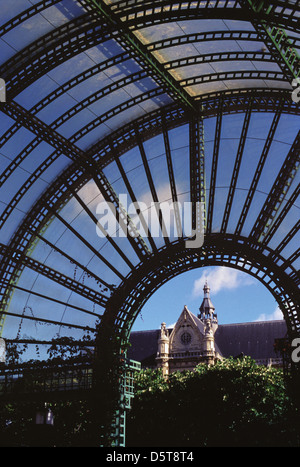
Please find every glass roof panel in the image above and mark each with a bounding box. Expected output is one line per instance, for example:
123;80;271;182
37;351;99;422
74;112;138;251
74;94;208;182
0;208;25;245
236;139;265;192
36;211;125;287
0;0;30;24
0;40;16;67
46;49;104;85
211;188;229;233
257;140;293;195
102;161;153;257
14;75;64;110
168;124;190;197
268;179;300;252
273;113;300;144
0;0;299;345
2;15;57;54
136;17;289;96
118;144;167;247
39;0;85;25
0;0;86;64
272;204;299;259
226;188;248;233
240;191;267;238
0;127;36;157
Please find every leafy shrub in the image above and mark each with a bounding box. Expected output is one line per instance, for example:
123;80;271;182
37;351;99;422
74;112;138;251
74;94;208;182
127;357;300;447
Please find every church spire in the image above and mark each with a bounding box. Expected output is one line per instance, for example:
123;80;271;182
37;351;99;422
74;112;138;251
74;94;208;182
198;281;218;365
198;281;217;322
203;280;210;298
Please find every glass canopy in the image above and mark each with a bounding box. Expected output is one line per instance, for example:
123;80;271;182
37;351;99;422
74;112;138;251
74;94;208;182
0;0;299;358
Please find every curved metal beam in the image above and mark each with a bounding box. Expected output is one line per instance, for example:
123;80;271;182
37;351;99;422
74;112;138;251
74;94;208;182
2;0;297;102
109;0;299;32
250;130;300;242
0;0;62;38
0;90;298;338
1;14;113;99
220;104;253;233
235;106;283;236
0;88;295;233
99;234;300;345
0;242;108;308
147;29;300;52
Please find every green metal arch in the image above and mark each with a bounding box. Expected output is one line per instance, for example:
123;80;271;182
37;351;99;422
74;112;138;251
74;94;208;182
100;234;300;346
0;90;298;340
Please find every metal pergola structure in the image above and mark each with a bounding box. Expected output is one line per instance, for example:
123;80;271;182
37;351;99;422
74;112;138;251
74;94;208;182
0;0;299;446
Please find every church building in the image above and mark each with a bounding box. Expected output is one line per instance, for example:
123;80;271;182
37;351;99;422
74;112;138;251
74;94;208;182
128;283;287;374
156;282;221;377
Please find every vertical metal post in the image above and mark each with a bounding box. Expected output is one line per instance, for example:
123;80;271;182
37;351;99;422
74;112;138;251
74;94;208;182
187;114;206;248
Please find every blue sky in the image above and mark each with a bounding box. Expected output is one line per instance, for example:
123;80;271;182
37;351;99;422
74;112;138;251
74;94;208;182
132;265;284;332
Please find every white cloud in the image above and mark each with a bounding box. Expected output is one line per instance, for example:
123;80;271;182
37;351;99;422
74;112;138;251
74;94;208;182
192;266;254;297
255;306;284;322
167;322;176;329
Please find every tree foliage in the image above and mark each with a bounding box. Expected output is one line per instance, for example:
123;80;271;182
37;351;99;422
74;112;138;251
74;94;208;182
0;336;97;446
127;357;300;447
0;332;130;446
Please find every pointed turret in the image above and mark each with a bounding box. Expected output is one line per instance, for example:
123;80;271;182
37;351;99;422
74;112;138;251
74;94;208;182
198;281;217;323
198;282;218;364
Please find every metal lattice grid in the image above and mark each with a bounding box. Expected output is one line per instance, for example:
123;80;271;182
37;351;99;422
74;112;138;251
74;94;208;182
0;0;299;445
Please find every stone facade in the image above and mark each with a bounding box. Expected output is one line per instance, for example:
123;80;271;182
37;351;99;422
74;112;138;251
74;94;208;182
156;282;222;376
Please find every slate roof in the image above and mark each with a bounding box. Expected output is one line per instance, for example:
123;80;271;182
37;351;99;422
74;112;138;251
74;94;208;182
127;320;288;366
215;320;288;361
